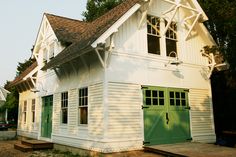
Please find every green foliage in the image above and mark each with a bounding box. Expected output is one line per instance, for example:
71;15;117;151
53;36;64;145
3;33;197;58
2;84;19;121
16;58;35;76
82;0;123;22
198;0;236;74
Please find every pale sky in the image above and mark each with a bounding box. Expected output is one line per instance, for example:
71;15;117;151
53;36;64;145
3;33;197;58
0;0;87;87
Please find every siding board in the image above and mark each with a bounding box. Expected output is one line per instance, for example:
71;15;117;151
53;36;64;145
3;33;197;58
189;89;216;143
107;82;142;140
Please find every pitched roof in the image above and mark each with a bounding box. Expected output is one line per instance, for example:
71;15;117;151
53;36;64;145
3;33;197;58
7;62;38;88
46;14;89;43
42;0;141;70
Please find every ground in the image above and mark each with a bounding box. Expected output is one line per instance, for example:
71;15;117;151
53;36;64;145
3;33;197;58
0;140;164;157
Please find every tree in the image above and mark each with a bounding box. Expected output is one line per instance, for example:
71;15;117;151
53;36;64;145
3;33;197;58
82;0;123;22
16;58;35;76
1;58;35;122
198;0;236;74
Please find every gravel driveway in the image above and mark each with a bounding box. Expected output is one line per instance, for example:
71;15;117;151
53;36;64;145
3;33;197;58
0;140;164;157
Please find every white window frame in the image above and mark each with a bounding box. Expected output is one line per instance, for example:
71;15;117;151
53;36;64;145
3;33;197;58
78;87;88;125
23;100;27;124
31;99;36;123
61;92;68;124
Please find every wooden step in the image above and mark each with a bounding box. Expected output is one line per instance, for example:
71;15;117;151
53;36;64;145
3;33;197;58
21;139;53;149
14;143;33;152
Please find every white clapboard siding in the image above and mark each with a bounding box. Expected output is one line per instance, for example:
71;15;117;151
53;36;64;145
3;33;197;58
189;89;216;143
107;82;142;139
89;83;104;138
52;92;61;134
68;89;77;135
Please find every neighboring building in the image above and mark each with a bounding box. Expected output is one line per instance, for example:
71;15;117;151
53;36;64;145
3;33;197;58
9;0;216;153
0;86;10;121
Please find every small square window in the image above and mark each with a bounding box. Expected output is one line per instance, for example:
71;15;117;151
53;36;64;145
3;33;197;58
145;90;151;97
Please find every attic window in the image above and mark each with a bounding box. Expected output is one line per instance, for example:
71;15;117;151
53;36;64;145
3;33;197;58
147;15;161;55
165;20;177;57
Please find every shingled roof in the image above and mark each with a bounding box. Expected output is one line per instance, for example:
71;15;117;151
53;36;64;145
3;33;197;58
42;0;141;70
46;14;89;43
7;61;38;88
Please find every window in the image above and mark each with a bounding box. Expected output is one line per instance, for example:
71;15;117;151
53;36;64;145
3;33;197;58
147;15;161;55
79;87;88;124
23;101;27;123
144;89;165;106
61;92;68;124
169;91;187;106
32;99;35;123
165;20;177;57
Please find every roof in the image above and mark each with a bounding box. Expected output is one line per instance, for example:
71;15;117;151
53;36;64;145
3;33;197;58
42;0;141;70
7;62;38;88
45;14;89;43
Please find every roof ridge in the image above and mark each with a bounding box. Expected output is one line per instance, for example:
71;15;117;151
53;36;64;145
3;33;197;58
44;13;87;23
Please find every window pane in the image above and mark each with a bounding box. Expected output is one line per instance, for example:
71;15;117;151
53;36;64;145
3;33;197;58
148;35;160;55
62;109;67;124
159;99;164;105
152;90;158;97
80;107;88;124
170;92;174;98
166;39;177;57
170;99;175;106
182;100;186;106
176;92;180;98
145;90;151;97
181;92;185;99
159;91;164;97
176;99;180;106
153;98;158;105
146;98;151;105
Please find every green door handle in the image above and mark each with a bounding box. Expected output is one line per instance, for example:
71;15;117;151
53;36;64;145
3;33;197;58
166;112;169;124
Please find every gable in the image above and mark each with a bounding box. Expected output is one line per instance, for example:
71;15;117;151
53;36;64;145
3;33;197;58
32;15;59;62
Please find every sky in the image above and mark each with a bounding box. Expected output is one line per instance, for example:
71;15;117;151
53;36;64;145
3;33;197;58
0;0;87;87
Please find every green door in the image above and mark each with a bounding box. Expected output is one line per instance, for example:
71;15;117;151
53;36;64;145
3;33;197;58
41;95;53;138
143;86;191;145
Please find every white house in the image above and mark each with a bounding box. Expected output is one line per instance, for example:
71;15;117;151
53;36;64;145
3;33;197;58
9;0;217;153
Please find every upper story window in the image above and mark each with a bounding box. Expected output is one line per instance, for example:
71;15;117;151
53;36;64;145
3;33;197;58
165;20;177;57
61;92;68;124
147;15;161;55
147;15;178;57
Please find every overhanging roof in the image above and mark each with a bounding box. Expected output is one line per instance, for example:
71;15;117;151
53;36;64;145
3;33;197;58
42;0;141;70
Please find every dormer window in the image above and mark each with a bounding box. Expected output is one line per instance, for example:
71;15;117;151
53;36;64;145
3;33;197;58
147;15;161;55
165;21;177;57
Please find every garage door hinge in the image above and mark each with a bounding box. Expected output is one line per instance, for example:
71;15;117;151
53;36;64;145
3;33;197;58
142;106;149;109
143;141;150;145
141;86;148;89
186;137;192;141
185;106;191;110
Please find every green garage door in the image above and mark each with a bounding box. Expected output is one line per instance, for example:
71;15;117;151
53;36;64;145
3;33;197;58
143;86;191;145
41;95;53;138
